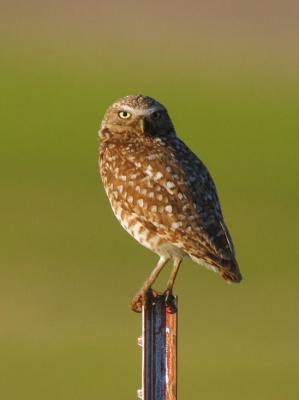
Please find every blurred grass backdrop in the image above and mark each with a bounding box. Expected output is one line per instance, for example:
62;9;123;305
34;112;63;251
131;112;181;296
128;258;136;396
1;1;299;399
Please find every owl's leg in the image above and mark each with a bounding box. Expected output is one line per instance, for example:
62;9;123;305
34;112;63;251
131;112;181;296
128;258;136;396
164;256;183;299
130;256;170;312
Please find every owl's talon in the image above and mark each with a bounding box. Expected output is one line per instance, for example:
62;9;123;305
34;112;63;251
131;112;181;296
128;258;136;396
130;289;149;313
164;289;177;313
164;288;173;301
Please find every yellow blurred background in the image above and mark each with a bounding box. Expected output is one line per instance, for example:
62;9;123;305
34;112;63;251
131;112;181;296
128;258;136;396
1;1;298;399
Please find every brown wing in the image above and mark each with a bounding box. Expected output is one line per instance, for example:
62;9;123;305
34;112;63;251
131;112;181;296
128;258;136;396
101;136;241;282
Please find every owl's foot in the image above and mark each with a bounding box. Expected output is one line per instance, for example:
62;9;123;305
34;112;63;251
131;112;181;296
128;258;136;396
164;288;173;301
130;289;148;313
164;289;177;313
130;288;160;312
130;288;177;313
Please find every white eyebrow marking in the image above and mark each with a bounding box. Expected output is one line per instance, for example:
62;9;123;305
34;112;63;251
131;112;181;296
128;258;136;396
117;106;164;116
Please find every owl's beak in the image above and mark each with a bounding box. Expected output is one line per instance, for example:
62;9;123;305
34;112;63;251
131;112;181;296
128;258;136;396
137;117;145;134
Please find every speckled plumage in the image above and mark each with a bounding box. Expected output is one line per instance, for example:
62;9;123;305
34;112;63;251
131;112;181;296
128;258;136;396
99;95;242;310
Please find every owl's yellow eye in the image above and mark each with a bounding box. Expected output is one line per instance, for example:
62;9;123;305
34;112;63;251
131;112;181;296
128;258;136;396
118;111;132;119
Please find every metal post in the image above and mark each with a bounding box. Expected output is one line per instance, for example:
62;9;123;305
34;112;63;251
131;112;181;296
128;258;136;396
137;291;178;400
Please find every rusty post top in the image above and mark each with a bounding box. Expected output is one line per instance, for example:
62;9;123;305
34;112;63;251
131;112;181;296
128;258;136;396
137;291;178;400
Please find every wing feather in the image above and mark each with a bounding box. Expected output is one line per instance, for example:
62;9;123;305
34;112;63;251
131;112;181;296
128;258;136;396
107;138;235;264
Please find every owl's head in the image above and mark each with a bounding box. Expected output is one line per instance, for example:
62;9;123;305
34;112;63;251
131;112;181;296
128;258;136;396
100;95;175;140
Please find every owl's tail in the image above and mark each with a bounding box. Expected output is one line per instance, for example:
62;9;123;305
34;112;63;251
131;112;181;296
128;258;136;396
220;257;243;283
190;253;243;283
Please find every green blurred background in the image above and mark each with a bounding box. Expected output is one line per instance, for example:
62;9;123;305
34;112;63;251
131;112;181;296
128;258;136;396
1;1;298;399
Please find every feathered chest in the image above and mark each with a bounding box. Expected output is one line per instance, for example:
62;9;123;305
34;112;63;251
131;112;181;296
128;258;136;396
99;137;166;190
99;134;235;261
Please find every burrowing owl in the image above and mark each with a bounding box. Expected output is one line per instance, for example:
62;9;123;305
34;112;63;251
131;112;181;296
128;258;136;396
99;95;242;312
